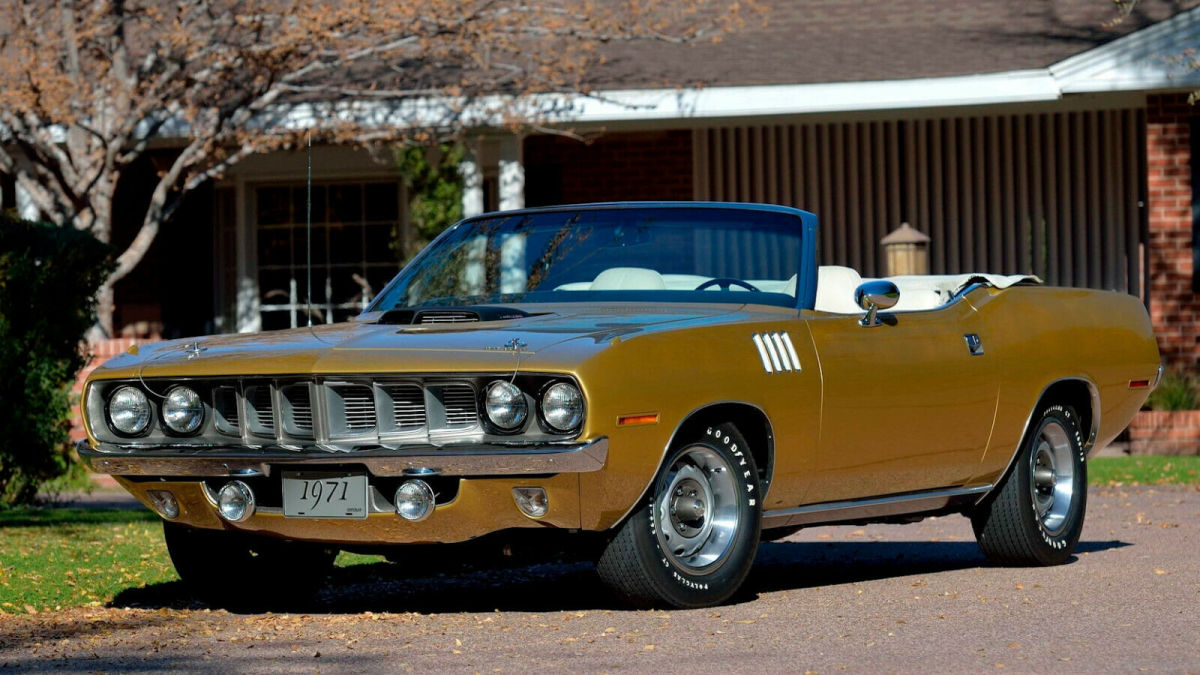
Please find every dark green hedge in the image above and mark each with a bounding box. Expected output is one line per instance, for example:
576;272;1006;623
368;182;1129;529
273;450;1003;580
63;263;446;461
0;213;113;506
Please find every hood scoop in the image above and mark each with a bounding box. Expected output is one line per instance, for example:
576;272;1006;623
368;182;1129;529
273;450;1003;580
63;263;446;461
378;306;546;325
416;310;480;324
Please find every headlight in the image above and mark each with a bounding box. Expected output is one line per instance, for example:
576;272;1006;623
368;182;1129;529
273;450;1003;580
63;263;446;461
108;386;151;435
162;386;204;434
484;380;527;430
541;382;583;431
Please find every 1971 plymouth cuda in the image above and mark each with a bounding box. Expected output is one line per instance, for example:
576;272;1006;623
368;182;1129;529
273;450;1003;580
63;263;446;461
78;202;1161;608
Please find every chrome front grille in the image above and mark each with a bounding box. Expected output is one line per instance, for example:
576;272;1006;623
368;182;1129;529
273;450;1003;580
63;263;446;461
213;386;240;434
439;384;478;429
384;384;426;432
217;379;479;447
338;385;376;432
280;384;314;437
245;385;275;434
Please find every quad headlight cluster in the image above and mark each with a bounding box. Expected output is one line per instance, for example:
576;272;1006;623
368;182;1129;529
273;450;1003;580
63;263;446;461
483;379;584;433
105;384;205;436
98;376;582;441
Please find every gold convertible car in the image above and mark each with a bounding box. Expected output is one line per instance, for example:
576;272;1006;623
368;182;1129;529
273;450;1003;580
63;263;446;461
79;202;1161;608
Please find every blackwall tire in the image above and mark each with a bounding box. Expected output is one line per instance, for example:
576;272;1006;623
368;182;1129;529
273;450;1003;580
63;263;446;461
971;405;1088;566
596;422;762;608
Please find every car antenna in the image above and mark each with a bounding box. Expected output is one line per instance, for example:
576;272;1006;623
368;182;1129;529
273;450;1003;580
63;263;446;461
306;130;314;329
303;131;332;344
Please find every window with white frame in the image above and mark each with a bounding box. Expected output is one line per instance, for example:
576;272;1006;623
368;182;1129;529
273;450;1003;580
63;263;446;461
255;182;403;330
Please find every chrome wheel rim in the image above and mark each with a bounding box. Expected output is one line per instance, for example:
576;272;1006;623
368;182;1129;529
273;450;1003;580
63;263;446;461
655;445;740;573
1029;420;1076;536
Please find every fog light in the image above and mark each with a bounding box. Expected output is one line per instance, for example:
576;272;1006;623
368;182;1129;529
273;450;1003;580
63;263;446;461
146;490;179;519
512;487;548;518
395;480;435;521
216;480;255;522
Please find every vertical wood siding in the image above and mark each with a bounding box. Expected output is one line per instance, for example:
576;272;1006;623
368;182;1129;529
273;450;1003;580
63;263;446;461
693;110;1147;295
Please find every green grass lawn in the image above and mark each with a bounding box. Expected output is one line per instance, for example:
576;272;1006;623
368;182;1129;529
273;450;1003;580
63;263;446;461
1;455;1197;615
0;508;384;615
1088;455;1200;486
0;508;172;614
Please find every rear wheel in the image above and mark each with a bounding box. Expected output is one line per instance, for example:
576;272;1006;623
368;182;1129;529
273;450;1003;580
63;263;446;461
971;405;1087;566
596;422;762;608
163;522;336;609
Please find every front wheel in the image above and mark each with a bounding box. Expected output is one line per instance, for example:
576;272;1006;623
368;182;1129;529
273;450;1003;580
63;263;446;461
596;422;762;608
971;405;1088;566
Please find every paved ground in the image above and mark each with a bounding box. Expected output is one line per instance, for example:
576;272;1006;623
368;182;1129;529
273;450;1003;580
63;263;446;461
3;485;1197;673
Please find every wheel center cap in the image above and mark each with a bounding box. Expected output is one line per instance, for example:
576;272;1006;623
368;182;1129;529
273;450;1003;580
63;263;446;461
673;495;706;521
669;477;708;535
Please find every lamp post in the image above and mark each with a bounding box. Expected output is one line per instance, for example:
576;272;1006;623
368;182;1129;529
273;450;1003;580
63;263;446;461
880;222;931;276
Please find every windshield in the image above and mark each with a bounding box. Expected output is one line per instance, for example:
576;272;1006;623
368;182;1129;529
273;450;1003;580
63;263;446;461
369;206;806;311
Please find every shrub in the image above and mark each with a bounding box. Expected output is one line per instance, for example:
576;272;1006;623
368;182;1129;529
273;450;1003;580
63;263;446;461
393;142;464;262
0;213;113;506
1145;370;1198;412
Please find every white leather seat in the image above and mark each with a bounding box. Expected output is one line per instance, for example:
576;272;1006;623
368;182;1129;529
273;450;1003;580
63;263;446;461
814;266;863;314
589;267;668;291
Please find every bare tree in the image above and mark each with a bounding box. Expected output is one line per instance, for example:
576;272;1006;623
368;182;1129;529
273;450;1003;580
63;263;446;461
0;0;757;335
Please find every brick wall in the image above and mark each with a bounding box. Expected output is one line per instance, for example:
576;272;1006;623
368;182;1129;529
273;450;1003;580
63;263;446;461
1146;94;1200;372
70;337;156;442
523;130;693;206
1127;410;1200;455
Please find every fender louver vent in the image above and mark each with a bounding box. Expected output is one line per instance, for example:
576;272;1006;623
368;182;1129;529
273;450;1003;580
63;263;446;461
415;310;479;324
752;332;802;373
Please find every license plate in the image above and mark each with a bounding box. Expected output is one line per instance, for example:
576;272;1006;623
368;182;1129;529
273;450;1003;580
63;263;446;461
282;471;368;519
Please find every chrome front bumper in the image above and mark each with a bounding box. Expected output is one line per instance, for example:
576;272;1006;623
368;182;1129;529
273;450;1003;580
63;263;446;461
76;437;608;478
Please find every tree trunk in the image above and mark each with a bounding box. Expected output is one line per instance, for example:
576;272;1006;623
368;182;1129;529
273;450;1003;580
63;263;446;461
90;281;115;340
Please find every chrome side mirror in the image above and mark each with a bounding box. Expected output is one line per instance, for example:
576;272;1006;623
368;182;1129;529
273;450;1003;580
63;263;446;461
854;280;899;327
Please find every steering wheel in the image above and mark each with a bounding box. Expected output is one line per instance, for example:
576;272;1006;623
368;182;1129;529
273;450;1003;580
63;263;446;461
694;277;761;292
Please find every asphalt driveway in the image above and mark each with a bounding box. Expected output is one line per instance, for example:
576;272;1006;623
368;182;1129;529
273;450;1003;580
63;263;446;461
2;485;1197;672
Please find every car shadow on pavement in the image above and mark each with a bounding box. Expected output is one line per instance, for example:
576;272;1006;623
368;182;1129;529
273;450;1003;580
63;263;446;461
108;538;1131;614
747;538;1130;596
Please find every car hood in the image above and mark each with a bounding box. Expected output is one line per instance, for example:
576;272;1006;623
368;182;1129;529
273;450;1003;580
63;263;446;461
93;304;761;378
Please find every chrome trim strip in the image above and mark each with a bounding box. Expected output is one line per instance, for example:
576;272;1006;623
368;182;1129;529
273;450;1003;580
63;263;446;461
77;437;608;477
762;485;992;529
751;334;774;373
976;376;1101;506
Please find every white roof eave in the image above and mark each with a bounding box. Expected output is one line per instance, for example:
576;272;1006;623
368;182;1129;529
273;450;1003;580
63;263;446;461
542;70;1063;123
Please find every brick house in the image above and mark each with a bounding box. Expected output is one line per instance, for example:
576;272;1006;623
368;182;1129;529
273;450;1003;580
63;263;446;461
3;0;1199;370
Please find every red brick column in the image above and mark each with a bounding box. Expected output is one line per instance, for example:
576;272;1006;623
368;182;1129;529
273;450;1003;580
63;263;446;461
1146;94;1200;371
